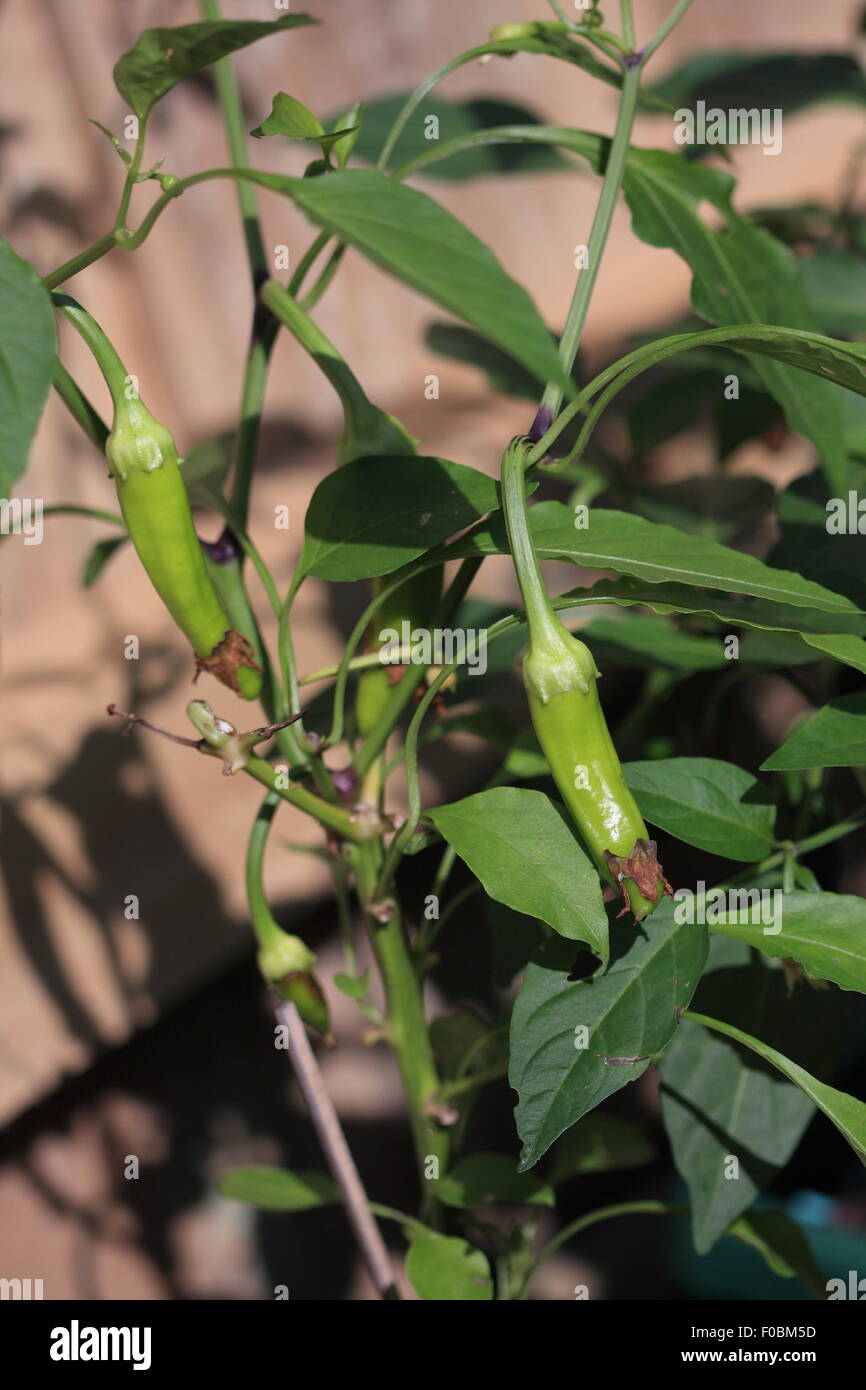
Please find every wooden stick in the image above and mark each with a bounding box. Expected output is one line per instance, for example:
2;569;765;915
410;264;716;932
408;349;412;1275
277;1002;400;1300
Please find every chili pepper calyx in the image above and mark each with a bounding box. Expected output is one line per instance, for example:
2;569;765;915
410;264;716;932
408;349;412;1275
524;623;599;703
194;628;264;696
603;839;674;920
258;931;316;981
270;967;333;1043
106;398;179;481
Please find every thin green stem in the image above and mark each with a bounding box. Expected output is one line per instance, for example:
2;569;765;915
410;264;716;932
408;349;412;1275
259;277;370;422
114;118;147;230
520;1201;686;1297
540;60;641;419
500;436;562;648
42;232;119;292
245;791;287;953
243;755;367;843
641;0;697;65
52;363;110;450
619;0;636;51
298;242;347;312
349;841;449;1209
199;0;268;279
437;1061;508;1102
52;292;130;407
287;230;332;297
43;504;124;528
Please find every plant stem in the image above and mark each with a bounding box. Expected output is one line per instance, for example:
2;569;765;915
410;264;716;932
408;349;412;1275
349;841;449;1212
199;0;277;530
52;292;130;406
540;60;641;420
52;363;110;449
242;755;367;842
42;232;119;291
519;1200;686;1297
641;0;697;65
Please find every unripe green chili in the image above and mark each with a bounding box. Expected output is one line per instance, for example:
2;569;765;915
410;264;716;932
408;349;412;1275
501;436;671;920
55;293;263;698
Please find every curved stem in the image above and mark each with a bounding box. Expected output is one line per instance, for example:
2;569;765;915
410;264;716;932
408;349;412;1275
42;232;119;292
51;292;130;407
540;60;641;420
245;791;288;953
519;1201;686;1298
52;363;110;450
500;436;562;648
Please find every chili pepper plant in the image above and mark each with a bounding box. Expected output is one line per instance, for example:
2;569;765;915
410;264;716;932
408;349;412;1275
5;0;866;1301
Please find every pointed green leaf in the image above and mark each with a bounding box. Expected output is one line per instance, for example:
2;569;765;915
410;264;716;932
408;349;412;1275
623;757;777;862
218;1165;340;1211
709;890;866;994
661;936;841;1252
437;1154;554;1209
429;788;609;959
547;1114;657;1182
684;1009;866;1165
762;693;866;770
728;1210;828;1298
511;903;708;1170
113;15;316;120
249;168;568;392
298;454;498;582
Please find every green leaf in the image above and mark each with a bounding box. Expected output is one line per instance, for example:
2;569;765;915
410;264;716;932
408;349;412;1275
429;787;609;959
405;1231;493;1301
801;250;866;336
561;575;866;639
0;239;57;492
252;168;568;392
684;1009;866;1165
582;613;727;671
333;969;370;1000
113;15;316;121
762;693;866;770
661;936;841;1253
180;432;233;504
425;322;543;399
728;1210;828;1298
344;94;569;180
547;1114;657;1183
82;534;128;588
298;454;497;582
622;151;848;489
218;1165;340;1211
251;91;324;140
485;899;542;987
623;757;777;862
709;890;866;994
511;903;708;1170
437;1153;554;1209
650;51;866;118
430;1008;507;1080
445;502;862;614
251;92;356;154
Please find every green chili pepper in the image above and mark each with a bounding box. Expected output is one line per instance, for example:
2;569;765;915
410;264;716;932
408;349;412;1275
107;396;263;698
501;436;671;921
54;292;262;699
